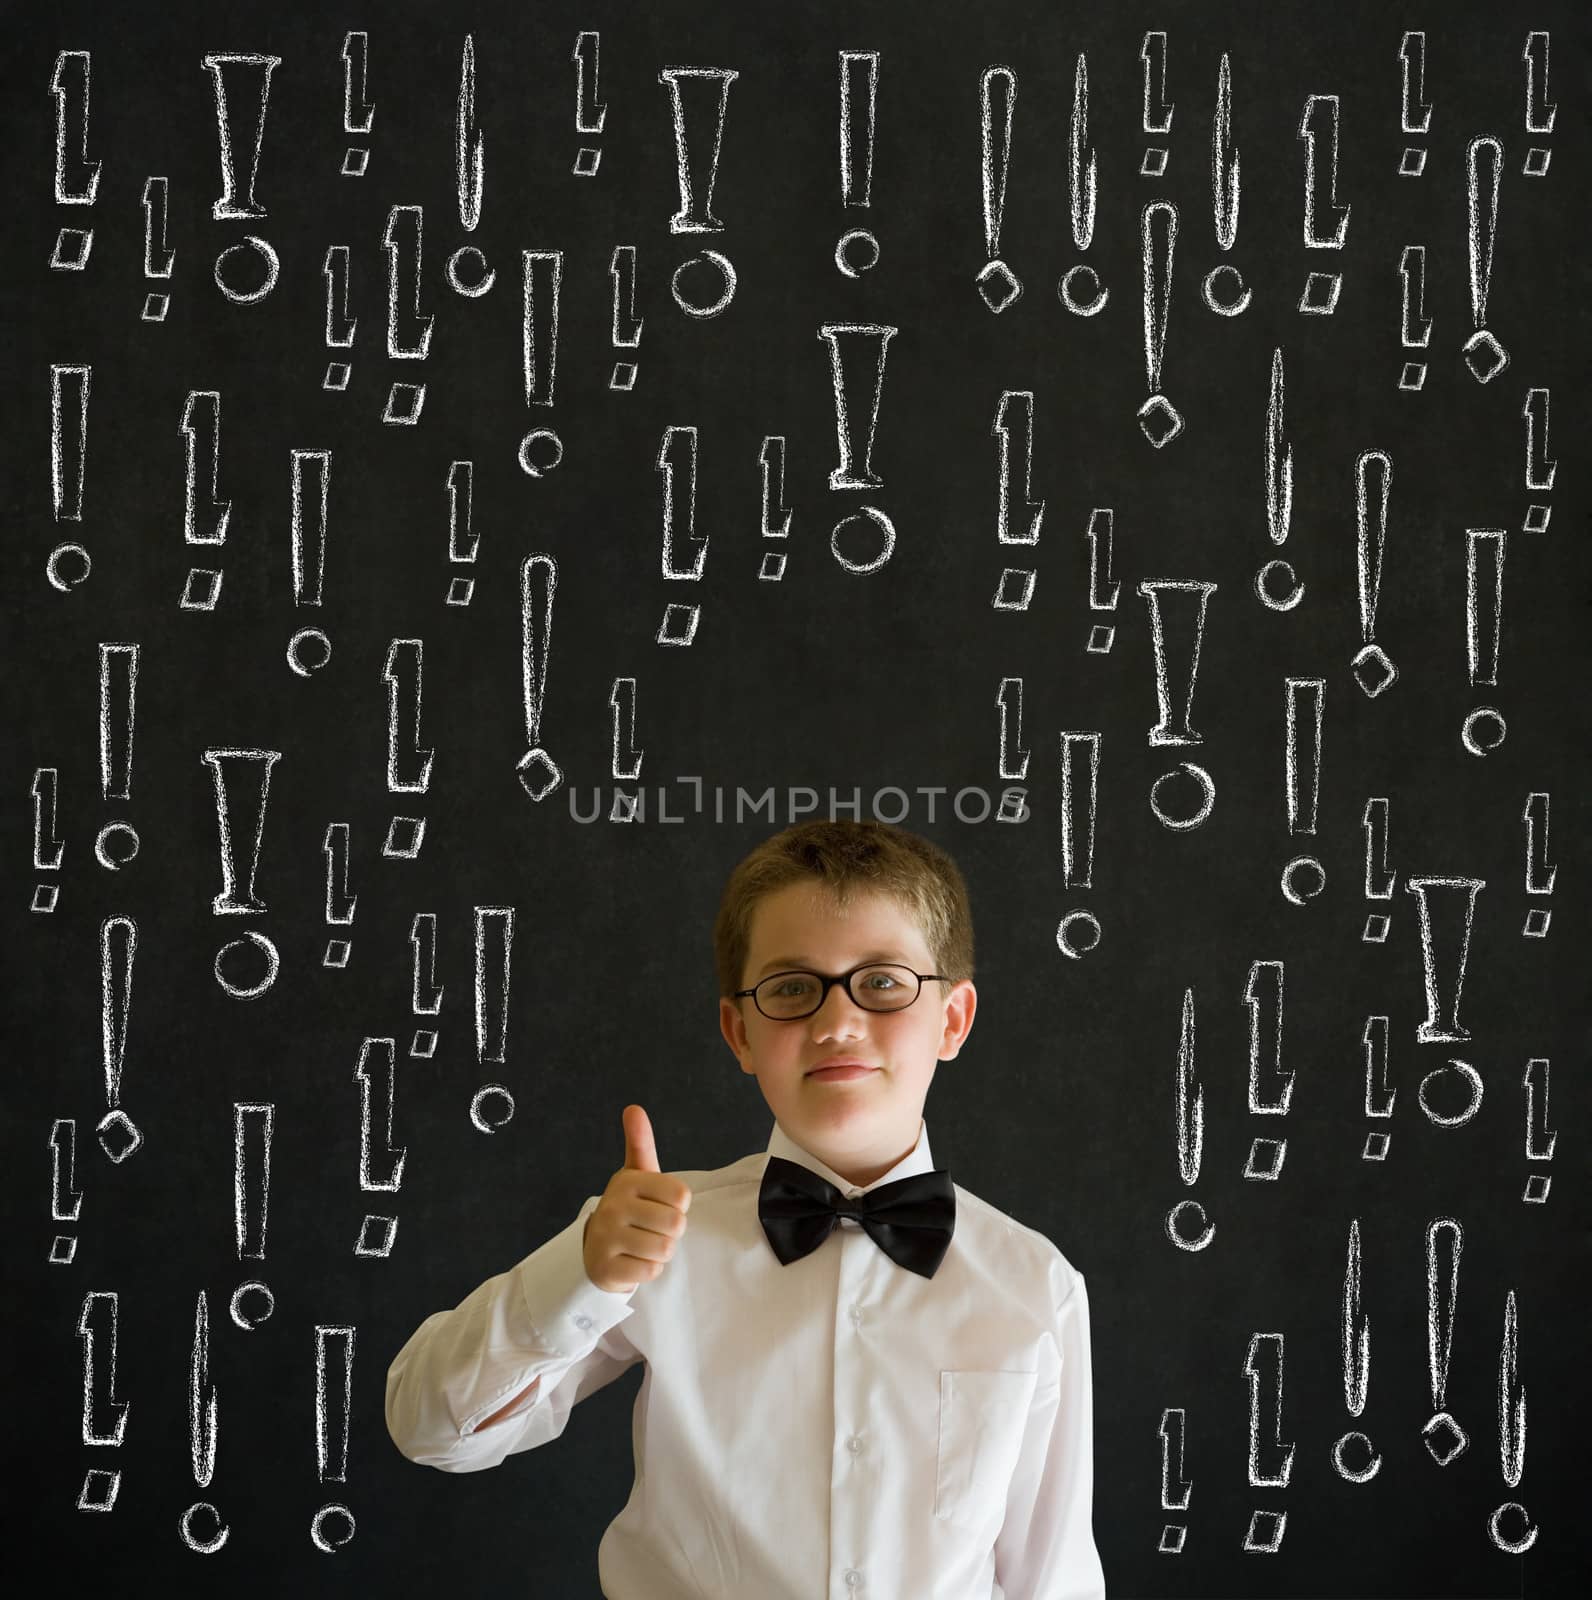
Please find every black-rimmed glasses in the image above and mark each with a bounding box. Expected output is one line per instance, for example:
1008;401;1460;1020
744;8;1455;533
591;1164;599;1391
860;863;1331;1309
734;962;950;1021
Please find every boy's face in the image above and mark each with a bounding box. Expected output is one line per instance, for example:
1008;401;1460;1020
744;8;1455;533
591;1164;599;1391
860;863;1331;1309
720;880;976;1190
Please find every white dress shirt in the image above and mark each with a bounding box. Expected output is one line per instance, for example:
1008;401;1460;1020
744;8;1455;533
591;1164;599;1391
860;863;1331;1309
385;1117;1106;1600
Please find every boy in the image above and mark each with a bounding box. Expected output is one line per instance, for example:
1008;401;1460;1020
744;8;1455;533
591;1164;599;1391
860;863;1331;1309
385;819;1106;1599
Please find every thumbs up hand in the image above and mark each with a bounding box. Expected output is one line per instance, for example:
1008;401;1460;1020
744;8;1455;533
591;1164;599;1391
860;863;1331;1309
582;1105;693;1294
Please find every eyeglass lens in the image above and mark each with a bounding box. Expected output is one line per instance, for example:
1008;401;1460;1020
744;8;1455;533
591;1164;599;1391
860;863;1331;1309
754;963;921;1019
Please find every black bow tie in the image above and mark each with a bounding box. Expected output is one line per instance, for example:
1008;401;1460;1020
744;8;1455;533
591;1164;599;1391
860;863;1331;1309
758;1155;956;1279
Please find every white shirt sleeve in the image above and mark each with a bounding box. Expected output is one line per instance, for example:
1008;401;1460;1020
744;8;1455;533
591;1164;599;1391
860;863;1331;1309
384;1193;643;1473
993;1271;1108;1599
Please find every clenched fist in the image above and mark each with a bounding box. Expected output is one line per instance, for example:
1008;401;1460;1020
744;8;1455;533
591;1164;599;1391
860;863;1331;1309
582;1104;692;1294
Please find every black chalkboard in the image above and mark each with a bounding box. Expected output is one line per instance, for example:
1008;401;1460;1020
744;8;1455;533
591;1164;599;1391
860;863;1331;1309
9;0;1588;1595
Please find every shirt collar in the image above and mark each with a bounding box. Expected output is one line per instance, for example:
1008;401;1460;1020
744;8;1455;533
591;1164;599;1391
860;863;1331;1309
765;1116;934;1196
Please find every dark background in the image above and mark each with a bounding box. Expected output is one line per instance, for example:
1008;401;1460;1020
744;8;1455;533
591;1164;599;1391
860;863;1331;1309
4;1;1588;1595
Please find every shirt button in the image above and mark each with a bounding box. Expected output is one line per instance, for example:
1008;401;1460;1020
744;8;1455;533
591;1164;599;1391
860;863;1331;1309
850;1304;863;1324
844;1569;862;1587
847;1434;862;1454
574;1314;594;1332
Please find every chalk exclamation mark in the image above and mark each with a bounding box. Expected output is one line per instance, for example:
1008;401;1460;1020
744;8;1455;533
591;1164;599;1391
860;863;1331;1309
97;914;141;1160
1137;202;1182;444
322;821;355;968
49;50;100;271
836;50;879;276
1201;53;1249;317
470;907;517;1136
572;31;605;175
288;449;332;676
608;677;644;821
1241;960;1292;1180
179;392;229;611
1058;54;1108;317
1330;1219;1381;1482
517;554;563;798
1521;32;1553;176
1397;32;1431;176
1422;1217;1468;1463
97;642;140;869
355;1039;403;1260
1462;528;1507;754
311;1326;357;1552
140;175;174;321
1281;678;1326;903
1521;791;1553;938
975;66;1021;311
178;1290;227;1554
1350;451;1396;696
203;748;282;1001
1054;731;1101;959
76;1289;128;1513
1462;137;1508;382
441;460;478;607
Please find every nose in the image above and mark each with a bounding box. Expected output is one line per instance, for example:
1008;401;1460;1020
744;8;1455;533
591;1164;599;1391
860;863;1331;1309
809;981;868;1035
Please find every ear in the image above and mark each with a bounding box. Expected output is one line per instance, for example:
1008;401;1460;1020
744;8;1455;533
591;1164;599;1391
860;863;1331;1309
937;980;977;1060
720;996;753;1067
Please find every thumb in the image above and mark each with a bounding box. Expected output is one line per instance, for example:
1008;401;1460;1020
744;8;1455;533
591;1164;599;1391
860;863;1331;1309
623;1104;660;1172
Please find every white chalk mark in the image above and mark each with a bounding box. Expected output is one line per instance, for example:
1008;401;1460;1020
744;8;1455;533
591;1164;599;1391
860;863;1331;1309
1498;1289;1527;1488
1243;961;1292;1115
1398;33;1431;134
1244;1333;1294;1488
820;323;896;490
356;1038;406;1190
1361;797;1396;899
457;36;484;231
658;426;705;577
201;54;279;219
383;206;434;359
996;678;1028;780
1284;678;1324;835
314;1325;355;1482
522;250;562;403
1341;1220;1370;1417
575;32;606;136
410;913;443;1015
202;748;280;915
1522;792;1555;895
50;51;101;204
660;67;737;231
383;639;434;792
1362;1014;1395;1115
233;1103;272;1258
1465;529;1506;686
610;678;643;780
1522;32;1555;134
50;364;90;522
1212;54;1239;250
142;177;174;277
1176;986;1203;1185
1405;877;1484;1043
78;1291;130;1445
1058;731;1099;887
1138;580;1215;744
188;1291;218;1488
474;906;514;1065
1139;32;1173;134
517;555;562;798
1069;55;1097;251
1398;246;1431;347
341;33;373;134
1299;94;1350;248
839;51;877;208
1158;1408;1193;1509
976;67;1022;309
290;450;330;606
1522;389;1555;490
1265;350;1292;545
993;391;1043;544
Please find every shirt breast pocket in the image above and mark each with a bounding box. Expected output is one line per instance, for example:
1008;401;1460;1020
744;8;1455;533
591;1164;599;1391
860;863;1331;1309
935;1367;1038;1530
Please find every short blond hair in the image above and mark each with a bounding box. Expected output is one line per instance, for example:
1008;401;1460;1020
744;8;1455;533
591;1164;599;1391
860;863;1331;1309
713;819;975;1000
